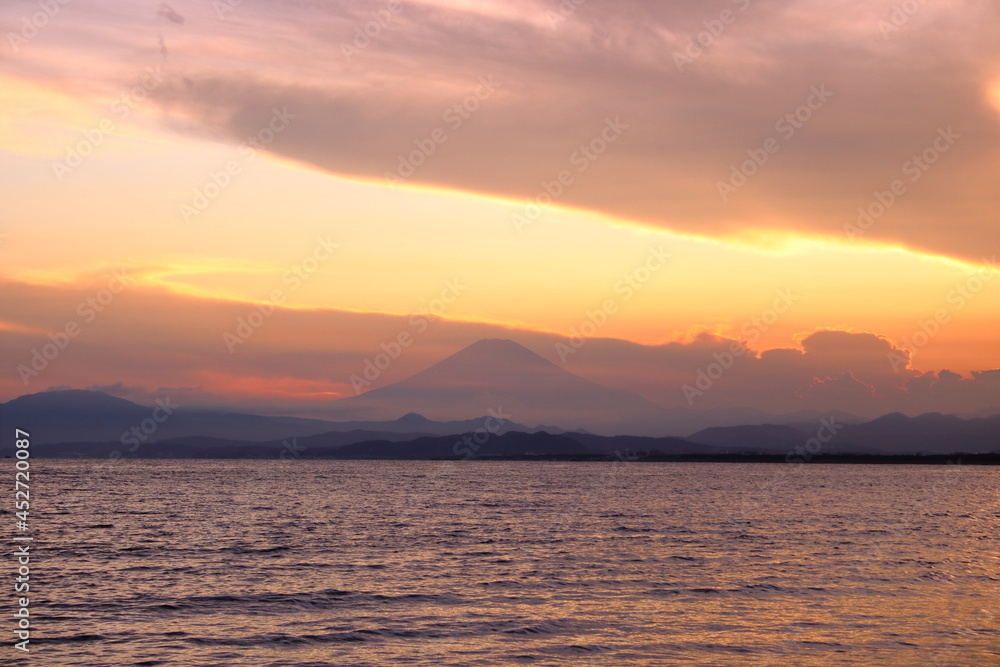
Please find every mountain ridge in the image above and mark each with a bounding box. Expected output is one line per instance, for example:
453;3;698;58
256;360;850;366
324;338;671;435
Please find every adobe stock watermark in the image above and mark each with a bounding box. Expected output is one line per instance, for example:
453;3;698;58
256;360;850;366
349;278;467;394
739;416;844;518
877;0;929;39
52;65;165;182
681;288;799;405
887;255;996;371
841;459;966;602
340;0;403;61
385;75;502;188
15;270;131;386
223;236;339;352
862;459;970;667
673;0;751;72
278;437;306;460
113;398;179;459
213;0;248;19
545;0;587;29
584;448;643;498
7;0;71;54
180;107;296;223
555;246;672;363
452;407;513;459
845;126;959;240
512;116;629;233
257;437;308;488
784;417;844;464
717;85;833;202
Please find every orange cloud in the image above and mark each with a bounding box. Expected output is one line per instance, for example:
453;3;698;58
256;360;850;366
0;278;996;420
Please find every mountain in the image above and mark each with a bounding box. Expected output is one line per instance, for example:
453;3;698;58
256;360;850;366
836;412;1000;454
6;414;998;459
331;431;593;459
651;407;863;437
688;424;813;452
329;431;716;459
309;412;561;436
324;338;672;435
24;430;716;460
0;389;559;450
4;387;997;457
27;430;440;459
0;390;344;446
688;413;1000;455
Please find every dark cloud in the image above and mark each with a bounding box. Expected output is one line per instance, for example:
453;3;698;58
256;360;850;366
130;0;1000;262
799;372;877;403
157;3;184;25
4;1;997;259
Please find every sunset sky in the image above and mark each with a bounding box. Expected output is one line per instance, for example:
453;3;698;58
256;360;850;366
1;0;998;420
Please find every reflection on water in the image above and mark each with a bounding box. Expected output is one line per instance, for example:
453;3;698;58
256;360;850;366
27;460;999;665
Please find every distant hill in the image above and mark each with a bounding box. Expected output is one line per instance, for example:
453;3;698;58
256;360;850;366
689;424;815;452
304;412;559;436
0;389;342;445
323;338;672;435
0;389;557;452
835;412;1000;454
320;338;870;436
23;431;439;459
688;413;1000;455
14;430;716;460
1;387;996;458
332;431;591;459
330;431;717;459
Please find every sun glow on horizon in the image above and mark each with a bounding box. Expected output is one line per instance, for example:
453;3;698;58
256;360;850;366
3;122;998;379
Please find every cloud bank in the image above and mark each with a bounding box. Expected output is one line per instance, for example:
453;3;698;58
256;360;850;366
1;278;997;420
4;0;999;261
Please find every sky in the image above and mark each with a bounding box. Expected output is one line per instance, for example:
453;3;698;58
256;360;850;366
1;0;999;421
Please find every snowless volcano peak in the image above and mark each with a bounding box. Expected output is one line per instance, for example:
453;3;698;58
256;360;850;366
326;338;670;434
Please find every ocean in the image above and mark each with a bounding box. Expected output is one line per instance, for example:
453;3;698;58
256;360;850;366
12;459;998;665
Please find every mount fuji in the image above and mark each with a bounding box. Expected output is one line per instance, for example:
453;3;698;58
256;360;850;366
325;338;671;435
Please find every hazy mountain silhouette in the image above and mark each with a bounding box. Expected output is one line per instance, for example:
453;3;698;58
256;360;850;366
0;390;345;445
2;384;996;457
837;412;1000;454
688;412;1000;454
331;431;592;459
688;424;812;452
655;407;863;437
32;430;714;460
311;412;562;436
0;389;556;449
326;338;671;435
